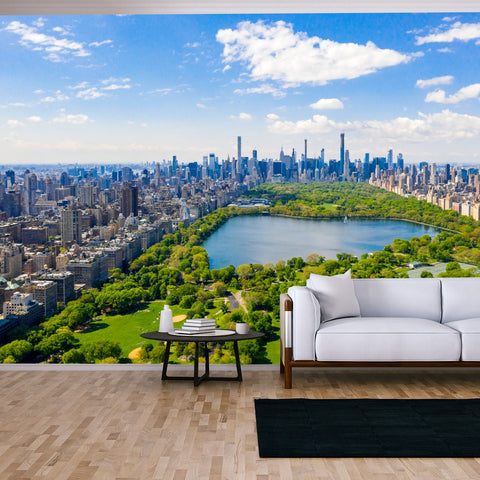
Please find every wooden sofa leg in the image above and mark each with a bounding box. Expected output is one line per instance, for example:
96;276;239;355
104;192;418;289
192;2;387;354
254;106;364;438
280;359;285;373
284;347;292;389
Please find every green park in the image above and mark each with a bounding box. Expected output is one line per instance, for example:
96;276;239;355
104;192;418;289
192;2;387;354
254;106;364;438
1;182;480;365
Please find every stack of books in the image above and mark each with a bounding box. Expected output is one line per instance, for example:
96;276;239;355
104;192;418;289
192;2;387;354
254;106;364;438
175;318;216;335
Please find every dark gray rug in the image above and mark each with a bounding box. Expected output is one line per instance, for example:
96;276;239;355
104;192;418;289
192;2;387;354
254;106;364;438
255;398;480;457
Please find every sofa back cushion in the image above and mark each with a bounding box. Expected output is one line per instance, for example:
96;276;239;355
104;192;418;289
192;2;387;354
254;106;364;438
353;278;442;322
441;278;480;323
307;270;361;322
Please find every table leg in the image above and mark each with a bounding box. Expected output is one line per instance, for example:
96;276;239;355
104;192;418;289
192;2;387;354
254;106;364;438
162;341;171;380
205;342;210;377
194;342;200;386
159;338;245;385
233;340;242;382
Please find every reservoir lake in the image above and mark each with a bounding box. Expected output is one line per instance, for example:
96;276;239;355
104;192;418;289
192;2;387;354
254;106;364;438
202;215;441;269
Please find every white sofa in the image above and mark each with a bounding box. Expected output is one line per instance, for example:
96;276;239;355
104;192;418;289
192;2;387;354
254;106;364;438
280;274;480;388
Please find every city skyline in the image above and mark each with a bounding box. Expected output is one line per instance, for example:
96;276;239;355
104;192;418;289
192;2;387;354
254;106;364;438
2;13;480;164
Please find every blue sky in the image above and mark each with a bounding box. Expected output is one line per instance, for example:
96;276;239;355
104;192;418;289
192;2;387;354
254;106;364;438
2;13;480;165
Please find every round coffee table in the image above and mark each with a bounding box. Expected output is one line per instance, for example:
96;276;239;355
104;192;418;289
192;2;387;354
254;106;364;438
140;329;264;386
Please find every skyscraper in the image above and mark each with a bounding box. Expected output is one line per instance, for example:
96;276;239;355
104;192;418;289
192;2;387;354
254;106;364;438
397;153;404;171
120;184;138;217
237;136;242;163
32;280;58;318
5;170;14;187
61;208;82;245
340;133;347;179
364;153;370;181
388;149;393;169
121;166;134;183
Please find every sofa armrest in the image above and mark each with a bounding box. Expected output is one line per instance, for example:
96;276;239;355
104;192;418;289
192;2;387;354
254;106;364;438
280;293;293;368
287;286;321;361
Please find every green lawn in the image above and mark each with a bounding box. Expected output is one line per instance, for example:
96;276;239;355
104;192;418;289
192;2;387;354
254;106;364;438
74;299;280;364
265;338;280;364
266;313;281;364
320;203;340;211
74;301;185;357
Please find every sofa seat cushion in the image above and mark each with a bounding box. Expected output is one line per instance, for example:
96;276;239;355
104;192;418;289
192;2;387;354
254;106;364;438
315;317;461;362
444;318;480;361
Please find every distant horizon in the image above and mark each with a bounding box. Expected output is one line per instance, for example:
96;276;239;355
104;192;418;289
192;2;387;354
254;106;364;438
1;155;480;171
2;14;480;165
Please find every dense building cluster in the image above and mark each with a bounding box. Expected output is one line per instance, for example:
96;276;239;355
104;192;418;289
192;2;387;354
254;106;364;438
0;159;245;338
269;134;480;222
369;161;480;221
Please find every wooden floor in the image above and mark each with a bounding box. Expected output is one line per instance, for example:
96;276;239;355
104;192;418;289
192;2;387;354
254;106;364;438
1;365;480;480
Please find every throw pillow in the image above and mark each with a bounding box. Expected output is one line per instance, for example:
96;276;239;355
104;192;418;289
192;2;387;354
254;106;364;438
307;269;360;322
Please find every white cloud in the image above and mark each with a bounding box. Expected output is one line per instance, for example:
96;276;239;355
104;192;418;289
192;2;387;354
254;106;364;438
222;65;231;73
89;40;113;47
52;26;71;36
442;16;459;22
425;83;480;104
5;20;90;62
44;53;61;62
310;98;344;110
76;88;107;100
230;112;252;120
437;47;453;53
27;116;43;123
0;137;166;155
196;103;207;109
55;92;69;101
234;84;286;98
103;83;131;91
69;78;130;97
52;113;90;124
266;113;280;121
148;84;190;96
150;88;173;96
416;21;480;44
7;120;24;127
416;75;454;88
267;109;480;143
216;20;412;87
69;81;89;90
33;18;46;28
40;91;69;103
268;115;348;135
102;77;130;86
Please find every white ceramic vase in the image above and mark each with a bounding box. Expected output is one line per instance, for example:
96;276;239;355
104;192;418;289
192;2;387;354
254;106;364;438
159;305;174;333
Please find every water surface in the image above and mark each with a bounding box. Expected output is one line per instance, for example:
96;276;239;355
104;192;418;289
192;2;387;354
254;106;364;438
202;215;440;269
